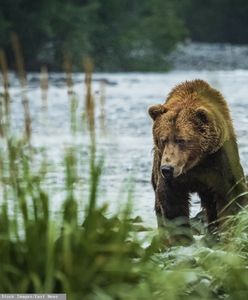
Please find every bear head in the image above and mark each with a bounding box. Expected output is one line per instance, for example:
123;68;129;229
148;103;222;179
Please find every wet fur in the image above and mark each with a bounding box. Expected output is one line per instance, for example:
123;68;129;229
149;80;248;231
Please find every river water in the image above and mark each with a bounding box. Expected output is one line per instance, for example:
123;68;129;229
5;70;248;227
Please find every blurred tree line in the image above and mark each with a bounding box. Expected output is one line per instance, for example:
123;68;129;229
0;0;248;71
178;0;248;44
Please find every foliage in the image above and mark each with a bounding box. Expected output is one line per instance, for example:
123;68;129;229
1;133;248;299
2;0;248;70
177;0;248;44
0;0;185;71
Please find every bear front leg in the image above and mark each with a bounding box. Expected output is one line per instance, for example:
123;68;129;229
156;179;192;244
151;160;165;227
156;179;190;227
199;191;218;233
155;193;165;227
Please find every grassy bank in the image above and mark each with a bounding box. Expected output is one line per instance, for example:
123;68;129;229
0;55;248;300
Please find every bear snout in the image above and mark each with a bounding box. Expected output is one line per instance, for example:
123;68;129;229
160;165;174;179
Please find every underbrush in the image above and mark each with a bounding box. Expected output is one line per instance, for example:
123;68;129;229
1;136;248;300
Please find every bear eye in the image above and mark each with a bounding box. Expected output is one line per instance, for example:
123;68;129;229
175;138;186;146
160;137;168;145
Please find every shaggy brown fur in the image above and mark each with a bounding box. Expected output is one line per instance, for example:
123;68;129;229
149;79;248;232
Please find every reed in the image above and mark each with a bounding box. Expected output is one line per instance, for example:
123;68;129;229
83;57;95;143
0;49;10;136
40;65;49;110
99;80;106;133
11;33;31;143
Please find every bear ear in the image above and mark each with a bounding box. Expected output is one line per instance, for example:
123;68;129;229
148;104;166;120
195;107;209;124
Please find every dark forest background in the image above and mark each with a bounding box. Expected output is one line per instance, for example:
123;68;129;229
1;0;248;71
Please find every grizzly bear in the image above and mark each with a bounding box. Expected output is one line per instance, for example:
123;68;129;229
148;79;248;232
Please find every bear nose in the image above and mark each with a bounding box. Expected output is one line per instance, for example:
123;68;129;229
161;165;174;179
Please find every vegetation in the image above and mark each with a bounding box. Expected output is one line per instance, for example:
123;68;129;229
2;0;248;71
0;0;185;71
2;134;248;300
178;0;248;44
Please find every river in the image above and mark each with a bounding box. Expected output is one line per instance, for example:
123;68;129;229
4;70;248;227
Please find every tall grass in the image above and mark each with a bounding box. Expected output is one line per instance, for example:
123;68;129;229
0;46;248;299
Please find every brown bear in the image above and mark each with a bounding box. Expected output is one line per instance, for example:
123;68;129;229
148;79;248;232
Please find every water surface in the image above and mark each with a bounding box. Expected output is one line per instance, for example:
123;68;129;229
5;70;248;226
